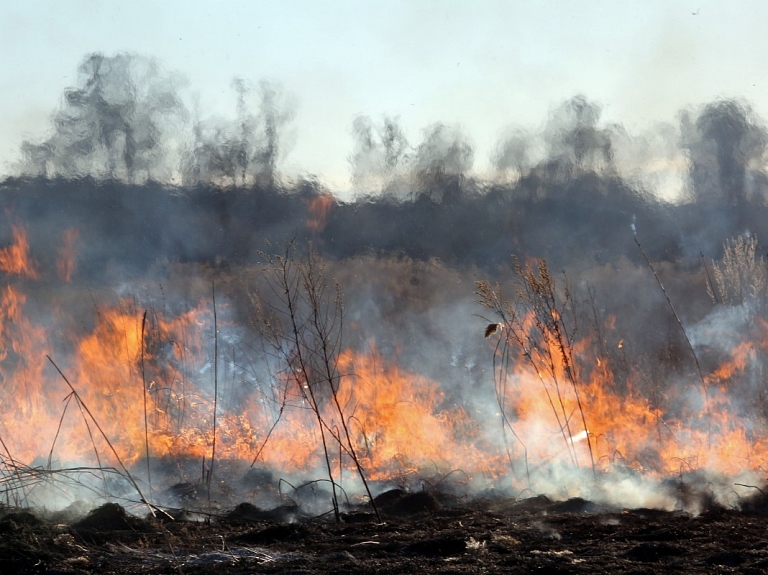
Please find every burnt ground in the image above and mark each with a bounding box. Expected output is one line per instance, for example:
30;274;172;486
3;491;768;574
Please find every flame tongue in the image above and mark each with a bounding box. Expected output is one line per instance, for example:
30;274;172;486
332;348;505;481
0;225;38;279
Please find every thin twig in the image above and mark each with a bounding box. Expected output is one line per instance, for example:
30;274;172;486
701;251;720;304
735;483;767;497
141;310;152;501
208;281;219;507
46;355;153;515
635;238;710;413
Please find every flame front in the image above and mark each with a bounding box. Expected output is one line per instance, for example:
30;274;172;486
1;221;768;499
495;309;768;480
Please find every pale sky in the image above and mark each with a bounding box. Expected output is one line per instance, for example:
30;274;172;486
2;1;767;191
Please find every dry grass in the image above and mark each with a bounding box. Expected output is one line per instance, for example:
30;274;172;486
709;234;768;307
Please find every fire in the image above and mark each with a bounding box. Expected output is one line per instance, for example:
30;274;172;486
0;285;49;423
495;309;768;479
0;224;38;279
2;221;768;503
0;275;499;483
330;348;505;481
305;194;334;232
56;229;80;283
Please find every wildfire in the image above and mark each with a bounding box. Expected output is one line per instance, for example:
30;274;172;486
0;224;38;279
2;220;768;504
495;309;768;479
331;348;505;481
56;229;80;283
0;278;498;483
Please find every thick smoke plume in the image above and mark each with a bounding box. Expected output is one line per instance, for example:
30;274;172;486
5;52;768;513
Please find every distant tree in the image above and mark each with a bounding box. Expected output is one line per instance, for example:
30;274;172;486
21;53;186;182
545;95;613;173
349;115;410;194
493;128;531;181
349;116;379;189
682;99;766;204
381;116;409;172
414;123;474;202
182;79;294;188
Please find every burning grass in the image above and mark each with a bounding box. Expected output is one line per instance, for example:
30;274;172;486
0;226;767;572
0;219;768;533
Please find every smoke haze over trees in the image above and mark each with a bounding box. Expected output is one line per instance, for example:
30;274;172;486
7;52;768;280
21;54;187;183
19;53;295;189
14;52;768;209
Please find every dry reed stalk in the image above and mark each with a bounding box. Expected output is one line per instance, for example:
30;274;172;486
46;356;153;516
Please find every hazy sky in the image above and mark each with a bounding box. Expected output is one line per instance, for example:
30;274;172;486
2;0;767;190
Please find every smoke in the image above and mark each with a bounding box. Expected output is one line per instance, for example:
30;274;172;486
8;52;768;513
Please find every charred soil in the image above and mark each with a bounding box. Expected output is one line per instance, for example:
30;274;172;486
4;493;768;574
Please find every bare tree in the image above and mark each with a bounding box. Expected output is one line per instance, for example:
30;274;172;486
545;95;613;174
349;115;410;194
682;99;767;204
414;123;474;202
182;80;294;188
493;128;531;181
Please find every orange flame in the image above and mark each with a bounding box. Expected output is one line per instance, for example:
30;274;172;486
496;310;768;479
0;224;38;279
306;194;334;232
2;230;768;496
56;229;80;283
330;348;505;481
0;284;506;482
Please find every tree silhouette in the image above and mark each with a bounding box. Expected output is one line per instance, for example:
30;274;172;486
414;123;474;202
546;95;613;174
684;99;766;204
182;80;293;188
349;115;410;195
22;53;186;182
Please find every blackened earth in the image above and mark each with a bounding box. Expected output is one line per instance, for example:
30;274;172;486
3;491;768;574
